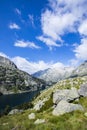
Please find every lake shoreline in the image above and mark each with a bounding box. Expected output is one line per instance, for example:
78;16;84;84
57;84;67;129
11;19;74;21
0;90;40;111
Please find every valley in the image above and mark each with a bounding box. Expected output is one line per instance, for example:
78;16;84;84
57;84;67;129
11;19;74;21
0;56;87;130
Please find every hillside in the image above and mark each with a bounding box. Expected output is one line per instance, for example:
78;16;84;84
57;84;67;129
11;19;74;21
0;76;87;130
0;56;46;94
70;61;87;78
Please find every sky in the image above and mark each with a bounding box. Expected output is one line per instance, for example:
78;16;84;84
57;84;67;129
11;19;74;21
0;0;87;74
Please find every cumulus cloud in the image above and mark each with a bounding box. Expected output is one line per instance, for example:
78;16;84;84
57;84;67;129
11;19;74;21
0;52;65;74
74;38;87;60
14;40;40;49
37;36;62;50
9;23;20;29
78;20;87;36
38;0;87;48
12;56;65;74
0;52;9;58
12;57;49;74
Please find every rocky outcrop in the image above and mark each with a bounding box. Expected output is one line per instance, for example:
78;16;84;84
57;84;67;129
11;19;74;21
52;83;87;116
33;67;74;84
0;56;46;94
8;109;23;115
53;87;79;104
34;98;48;111
34;119;45;124
78;83;87;97
28;113;35;119
70;61;87;78
52;100;84;116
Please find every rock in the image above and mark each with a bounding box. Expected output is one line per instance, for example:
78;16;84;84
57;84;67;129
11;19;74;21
34;100;44;111
53;87;79;104
52;100;84;116
78;84;87;97
34;98;48;111
8;109;23;115
34;119;45;124
28;113;35;119
84;112;87;117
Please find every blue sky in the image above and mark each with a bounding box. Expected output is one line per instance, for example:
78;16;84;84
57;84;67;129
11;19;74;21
0;0;87;74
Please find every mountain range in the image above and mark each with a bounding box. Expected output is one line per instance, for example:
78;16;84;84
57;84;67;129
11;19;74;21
33;61;87;84
0;56;46;94
33;66;74;84
0;55;87;94
70;60;87;78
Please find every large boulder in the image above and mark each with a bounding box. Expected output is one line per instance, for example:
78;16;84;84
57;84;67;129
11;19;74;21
52;100;84;116
78;84;87;97
34;119;45;124
53;87;79;104
28;113;35;119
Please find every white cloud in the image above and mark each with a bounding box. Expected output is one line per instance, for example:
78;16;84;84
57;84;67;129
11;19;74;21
12;57;49;74
12;56;65;74
14;40;40;49
15;8;21;15
0;52;66;74
39;0;87;48
9;23;20;29
74;38;87;60
37;36;62;50
0;52;9;58
78;20;87;36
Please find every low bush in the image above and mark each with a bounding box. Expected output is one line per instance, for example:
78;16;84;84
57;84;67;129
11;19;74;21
15;102;34;110
38;92;53;112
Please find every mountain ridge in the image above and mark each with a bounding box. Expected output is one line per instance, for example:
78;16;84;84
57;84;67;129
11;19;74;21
33;66;74;84
0;56;46;94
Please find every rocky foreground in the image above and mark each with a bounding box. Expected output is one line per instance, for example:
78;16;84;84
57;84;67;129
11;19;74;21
0;77;87;130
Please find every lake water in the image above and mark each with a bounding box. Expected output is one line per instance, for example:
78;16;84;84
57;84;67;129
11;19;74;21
0;90;39;111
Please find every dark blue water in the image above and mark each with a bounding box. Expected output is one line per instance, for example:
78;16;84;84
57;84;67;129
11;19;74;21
0;91;39;111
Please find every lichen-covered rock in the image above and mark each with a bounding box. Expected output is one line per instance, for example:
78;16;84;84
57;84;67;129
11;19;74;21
34;119;45;124
53;87;79;104
52;100;84;116
28;113;35;119
8;109;23;115
78;84;87;97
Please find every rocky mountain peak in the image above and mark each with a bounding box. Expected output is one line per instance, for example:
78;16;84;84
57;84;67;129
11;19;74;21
70;61;87;78
0;56;17;69
0;56;46;94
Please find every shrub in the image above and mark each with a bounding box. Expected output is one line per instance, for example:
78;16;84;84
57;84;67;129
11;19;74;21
38;92;53;112
15;102;34;110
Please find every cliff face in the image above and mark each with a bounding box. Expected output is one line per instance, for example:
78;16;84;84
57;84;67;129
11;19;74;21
33;67;74;84
0;56;46;94
70;61;87;78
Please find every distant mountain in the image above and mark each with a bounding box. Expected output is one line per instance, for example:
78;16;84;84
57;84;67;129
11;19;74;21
70;60;87;78
33;66;74;84
0;56;46;94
